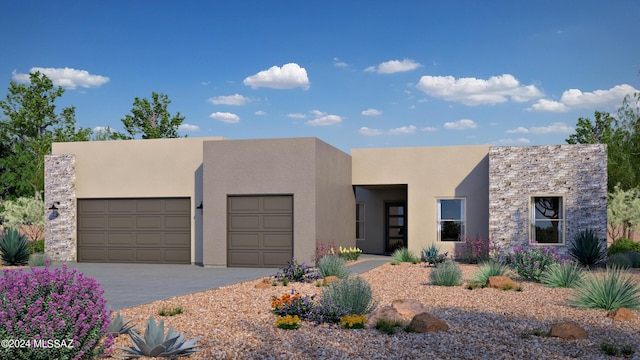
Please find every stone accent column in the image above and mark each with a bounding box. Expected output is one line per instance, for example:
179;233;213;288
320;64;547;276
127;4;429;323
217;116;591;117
489;144;607;255
44;154;76;261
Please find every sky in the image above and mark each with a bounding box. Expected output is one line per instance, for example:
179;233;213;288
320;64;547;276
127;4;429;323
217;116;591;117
1;1;639;153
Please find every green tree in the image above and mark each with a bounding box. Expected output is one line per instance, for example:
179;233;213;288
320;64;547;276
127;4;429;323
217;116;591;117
608;185;640;240
0;195;45;241
118;92;186;139
0;72;91;198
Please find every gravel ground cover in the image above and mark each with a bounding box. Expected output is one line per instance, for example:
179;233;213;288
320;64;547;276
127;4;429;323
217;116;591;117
45;263;640;359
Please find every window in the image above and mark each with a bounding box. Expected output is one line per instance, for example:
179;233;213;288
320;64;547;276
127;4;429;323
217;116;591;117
531;196;564;244
437;199;465;241
356;202;365;240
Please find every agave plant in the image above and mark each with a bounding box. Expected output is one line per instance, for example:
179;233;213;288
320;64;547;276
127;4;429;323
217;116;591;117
0;228;31;266
107;311;137;337
118;316;200;358
568;229;607;268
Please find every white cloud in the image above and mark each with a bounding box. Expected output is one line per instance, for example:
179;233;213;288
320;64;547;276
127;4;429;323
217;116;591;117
358;127;384;136
443;119;477;130
528;84;637;112
243;63;310;90
366;59;421;74
497;138;531;144
12;67;109;89
254;110;266;116
333;57;348;67
416;74;543;105
208;94;250;106
287;113;306;119
93;126;108;132
209;112;240;123
422;126;438;132
505;127;529;134
388;125;417;135
361;108;381;116
529;122;573;134
178;123;200;132
306;110;342;126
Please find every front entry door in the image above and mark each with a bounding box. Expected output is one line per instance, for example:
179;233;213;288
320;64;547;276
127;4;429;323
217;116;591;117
385;202;406;253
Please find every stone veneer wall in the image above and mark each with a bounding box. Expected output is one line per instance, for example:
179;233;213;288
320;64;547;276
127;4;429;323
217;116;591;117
489;144;607;254
44;154;76;261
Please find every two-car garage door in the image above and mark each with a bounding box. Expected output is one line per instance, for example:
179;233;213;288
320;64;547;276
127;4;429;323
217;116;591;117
77;198;191;264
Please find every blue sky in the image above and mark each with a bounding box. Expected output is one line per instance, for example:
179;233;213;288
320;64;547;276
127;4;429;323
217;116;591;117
1;1;638;152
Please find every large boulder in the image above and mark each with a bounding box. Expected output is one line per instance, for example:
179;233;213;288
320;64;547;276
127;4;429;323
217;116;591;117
549;322;588;340
608;307;636;321
368;305;405;325
391;299;427;318
408;312;450;333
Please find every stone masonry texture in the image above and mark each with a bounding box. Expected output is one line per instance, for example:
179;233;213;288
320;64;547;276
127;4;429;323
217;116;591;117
489;144;607;255
44;154;76;261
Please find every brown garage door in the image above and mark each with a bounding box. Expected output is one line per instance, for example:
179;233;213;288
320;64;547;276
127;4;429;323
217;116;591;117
77;198;190;264
227;195;293;267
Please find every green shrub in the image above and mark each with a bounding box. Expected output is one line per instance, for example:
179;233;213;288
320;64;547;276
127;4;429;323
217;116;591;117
0;228;30;266
568;229;607;268
607;252;635;269
540;262;584;288
28;238;44;254
421;243;448;266
568;265;640;310
608;237;640;255
28;252;48;267
391;247;419;264
374;318;407;335
627;251;640;268
314;276;377;323
471;260;508;285
429;261;462;286
317;255;350;279
158;305;184;316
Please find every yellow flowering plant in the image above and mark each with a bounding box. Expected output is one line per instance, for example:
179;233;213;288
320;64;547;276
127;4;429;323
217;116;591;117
338;246;362;261
340;314;367;329
275;315;300;330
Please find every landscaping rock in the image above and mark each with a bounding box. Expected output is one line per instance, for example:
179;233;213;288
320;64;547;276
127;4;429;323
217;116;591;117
608;307;635;321
487;276;519;290
408;312;450;333
549;322;588;340
254;282;271;289
391;299;427;318
367;305;405;325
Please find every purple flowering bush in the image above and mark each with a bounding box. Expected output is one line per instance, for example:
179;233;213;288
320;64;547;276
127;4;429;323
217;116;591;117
454;235;490;264
507;244;562;281
0;264;113;360
274;258;318;283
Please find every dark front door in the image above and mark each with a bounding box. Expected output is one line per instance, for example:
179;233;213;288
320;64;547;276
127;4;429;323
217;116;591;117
385;202;406;253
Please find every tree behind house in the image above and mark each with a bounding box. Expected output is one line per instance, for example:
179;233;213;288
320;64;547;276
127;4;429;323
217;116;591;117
116;92;186;139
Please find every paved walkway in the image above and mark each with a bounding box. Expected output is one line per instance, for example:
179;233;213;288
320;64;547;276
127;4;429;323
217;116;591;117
52;254;390;310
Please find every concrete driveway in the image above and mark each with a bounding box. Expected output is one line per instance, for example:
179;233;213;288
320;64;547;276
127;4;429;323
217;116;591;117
52;255;389;310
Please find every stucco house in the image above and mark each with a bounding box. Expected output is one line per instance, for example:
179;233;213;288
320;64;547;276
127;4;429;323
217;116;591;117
44;137;607;267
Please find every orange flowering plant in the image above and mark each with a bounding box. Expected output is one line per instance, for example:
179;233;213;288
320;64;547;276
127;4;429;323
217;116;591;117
271;288;315;317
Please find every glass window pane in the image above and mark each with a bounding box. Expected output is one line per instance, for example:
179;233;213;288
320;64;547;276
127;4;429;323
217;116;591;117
440;221;462;241
388;227;404;237
388;217;404;226
388;206;404;215
440;200;462;220
533;197;562;220
533;220;562;243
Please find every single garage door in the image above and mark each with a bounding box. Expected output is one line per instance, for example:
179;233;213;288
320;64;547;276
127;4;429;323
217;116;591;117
227;195;293;267
77;198;191;264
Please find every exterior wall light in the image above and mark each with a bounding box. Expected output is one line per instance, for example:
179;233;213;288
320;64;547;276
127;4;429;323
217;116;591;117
48;202;60;220
196;201;203;210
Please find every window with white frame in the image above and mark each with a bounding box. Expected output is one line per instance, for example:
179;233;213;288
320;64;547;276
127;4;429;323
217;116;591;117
530;196;564;244
356;202;365;240
437;198;465;242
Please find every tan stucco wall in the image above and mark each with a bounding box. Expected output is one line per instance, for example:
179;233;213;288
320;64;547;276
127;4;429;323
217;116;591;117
51;136;226;263
352;145;491;256
202;137;353;267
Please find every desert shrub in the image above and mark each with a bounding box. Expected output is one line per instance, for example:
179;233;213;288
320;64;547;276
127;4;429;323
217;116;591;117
274;258;317;283
607;252;635;269
0;265;113;359
316;255;350;279
608;237;640;255
311;277;377;323
507;245;561;281
338;246;362;261
0;196;44;242
471;260;508;285
568;229;606;268
540;262;584;288
28;252;49;267
626;251;640;268
568;265;640;310
314;240;337;263
158;305;184;317
0;228;30;266
429;261;462;286
374;318;407;335
29;238;45;254
271;289;315;318
421;243;448;266
391;247;419;264
454;235;490;264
